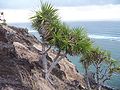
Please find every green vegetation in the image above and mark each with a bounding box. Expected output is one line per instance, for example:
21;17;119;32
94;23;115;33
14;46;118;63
80;47;119;90
31;2;120;89
31;2;92;84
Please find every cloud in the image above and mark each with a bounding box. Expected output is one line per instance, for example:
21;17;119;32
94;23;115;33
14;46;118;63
1;4;120;23
0;9;33;23
0;0;120;9
0;0;40;9
57;4;120;21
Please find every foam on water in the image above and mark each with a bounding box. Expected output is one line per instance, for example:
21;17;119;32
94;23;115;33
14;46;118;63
28;30;120;42
88;34;120;41
28;30;37;33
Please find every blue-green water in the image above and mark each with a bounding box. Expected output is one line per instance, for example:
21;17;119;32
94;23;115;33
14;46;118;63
9;21;120;89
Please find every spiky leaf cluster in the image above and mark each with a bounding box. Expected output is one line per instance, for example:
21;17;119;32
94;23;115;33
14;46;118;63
31;2;92;56
31;3;60;41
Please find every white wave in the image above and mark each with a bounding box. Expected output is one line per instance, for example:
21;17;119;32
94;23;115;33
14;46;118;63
28;30;120;41
28;30;37;33
88;34;120;41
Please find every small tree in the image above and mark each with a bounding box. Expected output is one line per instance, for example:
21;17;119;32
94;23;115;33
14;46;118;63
31;2;92;84
81;47;118;90
31;2;60;79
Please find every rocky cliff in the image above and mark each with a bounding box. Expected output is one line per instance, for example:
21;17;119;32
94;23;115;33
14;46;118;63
0;24;87;90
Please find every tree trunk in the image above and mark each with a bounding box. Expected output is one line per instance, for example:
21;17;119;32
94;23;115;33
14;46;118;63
96;65;101;90
85;65;92;90
47;55;65;76
41;42;48;79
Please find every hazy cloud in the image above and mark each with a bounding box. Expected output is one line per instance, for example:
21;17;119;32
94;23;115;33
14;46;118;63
1;5;120;23
0;0;120;9
1;0;120;22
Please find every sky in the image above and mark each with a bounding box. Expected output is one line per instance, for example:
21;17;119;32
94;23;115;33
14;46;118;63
0;0;120;23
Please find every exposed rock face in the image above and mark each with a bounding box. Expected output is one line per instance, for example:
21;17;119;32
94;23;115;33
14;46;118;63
0;24;86;90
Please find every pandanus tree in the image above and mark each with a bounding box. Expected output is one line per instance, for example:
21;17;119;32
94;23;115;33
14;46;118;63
31;2;92;84
91;48;111;90
31;2;60;79
81;47;117;90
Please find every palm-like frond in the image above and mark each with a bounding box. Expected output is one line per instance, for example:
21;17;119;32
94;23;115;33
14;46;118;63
30;2;60;42
69;27;92;55
31;2;93;57
49;23;70;50
41;3;59;20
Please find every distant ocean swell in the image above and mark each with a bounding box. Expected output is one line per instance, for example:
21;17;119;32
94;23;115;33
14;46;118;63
28;30;120;41
89;34;120;41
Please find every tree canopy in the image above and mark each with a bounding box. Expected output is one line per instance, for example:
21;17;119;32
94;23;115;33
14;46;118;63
30;3;120;89
30;2;93;83
31;2;92;56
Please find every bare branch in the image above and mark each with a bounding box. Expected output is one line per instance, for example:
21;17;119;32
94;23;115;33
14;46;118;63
99;68;107;80
44;46;51;54
33;44;51;55
103;77;110;83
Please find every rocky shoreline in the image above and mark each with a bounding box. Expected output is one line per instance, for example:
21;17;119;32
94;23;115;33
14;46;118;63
0;24;116;90
0;24;87;90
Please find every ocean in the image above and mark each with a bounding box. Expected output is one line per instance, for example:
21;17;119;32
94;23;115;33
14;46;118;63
9;21;120;90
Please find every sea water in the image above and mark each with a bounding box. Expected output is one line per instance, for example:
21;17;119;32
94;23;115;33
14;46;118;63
9;21;120;89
